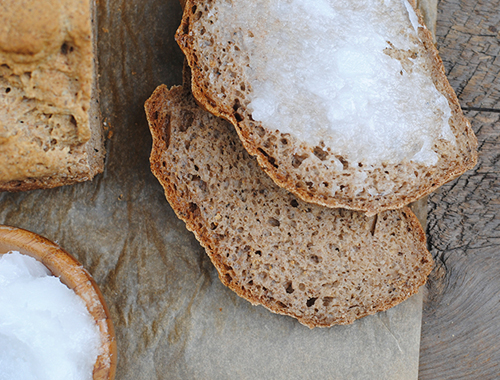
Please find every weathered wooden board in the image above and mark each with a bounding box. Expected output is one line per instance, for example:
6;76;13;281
419;0;500;377
435;0;500;109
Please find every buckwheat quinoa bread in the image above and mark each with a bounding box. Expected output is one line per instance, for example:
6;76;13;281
0;0;104;192
145;83;433;327
175;0;478;216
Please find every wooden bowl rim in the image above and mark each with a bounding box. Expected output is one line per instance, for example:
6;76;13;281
0;224;117;380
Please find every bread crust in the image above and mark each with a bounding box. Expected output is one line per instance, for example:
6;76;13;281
0;0;104;192
146;83;433;327
176;0;477;216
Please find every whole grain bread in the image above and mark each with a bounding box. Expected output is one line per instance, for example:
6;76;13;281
145;82;433;327
176;0;477;216
0;0;104;192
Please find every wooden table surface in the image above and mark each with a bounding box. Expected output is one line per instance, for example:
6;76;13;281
419;0;500;378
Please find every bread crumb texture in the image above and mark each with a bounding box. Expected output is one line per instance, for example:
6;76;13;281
176;0;478;215
146;84;433;327
0;0;102;190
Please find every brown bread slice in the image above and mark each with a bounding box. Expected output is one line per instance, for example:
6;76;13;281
0;0;104;192
145;83;433;328
175;0;477;216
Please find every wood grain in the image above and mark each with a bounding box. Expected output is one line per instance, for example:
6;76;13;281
435;0;500;109
419;0;500;377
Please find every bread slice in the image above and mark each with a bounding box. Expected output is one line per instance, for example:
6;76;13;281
176;0;477;216
0;0;104;192
145;82;433;327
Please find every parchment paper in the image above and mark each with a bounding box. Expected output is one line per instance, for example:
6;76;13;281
0;1;435;378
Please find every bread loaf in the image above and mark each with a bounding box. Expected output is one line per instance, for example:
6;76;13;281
0;0;104;192
145;83;433;327
176;0;477;216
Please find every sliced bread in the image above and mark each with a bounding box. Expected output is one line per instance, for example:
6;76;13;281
145;82;433;327
175;0;477;216
0;0;104;192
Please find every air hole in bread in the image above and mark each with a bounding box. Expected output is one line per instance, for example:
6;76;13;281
192;175;207;192
285;282;294;294
370;214;378;236
187;202;198;213
152;111;159;121
268;218;280;227
179;110;194;132
328;244;340;253
306;298;317;307
335;155;349;170
298;283;305;291
290;199;299;208
232;98;241;111
313;146;328;161
182;18;191;35
60;42;74;55
254;125;266;137
277;301;287;309
292;153;308;168
5;87;11;94
234;112;243;122
257;148;278;168
310;255;321;264
323;297;333;307
69;115;77;127
255;250;262;256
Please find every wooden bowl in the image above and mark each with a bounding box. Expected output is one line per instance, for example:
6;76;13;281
0;224;117;380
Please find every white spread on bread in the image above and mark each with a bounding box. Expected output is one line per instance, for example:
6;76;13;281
211;0;455;166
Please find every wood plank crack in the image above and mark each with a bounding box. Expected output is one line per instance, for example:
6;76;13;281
462;107;500;113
